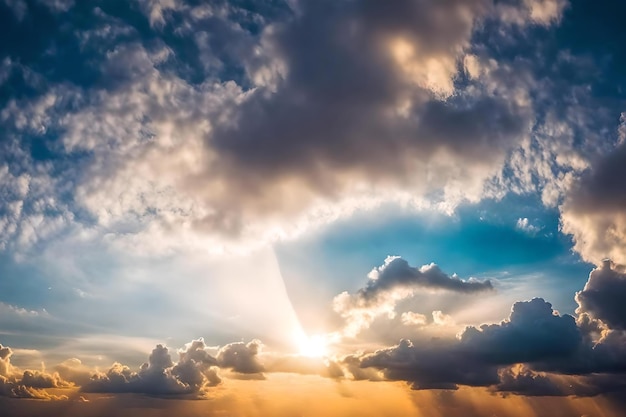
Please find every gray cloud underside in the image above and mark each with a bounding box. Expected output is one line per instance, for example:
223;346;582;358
362;257;493;297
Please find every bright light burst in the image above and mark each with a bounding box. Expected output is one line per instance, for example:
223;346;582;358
296;333;329;358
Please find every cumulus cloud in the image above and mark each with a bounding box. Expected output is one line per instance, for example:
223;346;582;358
357;298;579;390
20;369;70;389
0;343;70;400
459;298;580;364
347;261;626;395
333;256;492;336
364;257;493;295
84;341;221;396
360;338;500;390
216;340;265;376
575;260;626;330
48;337;348;395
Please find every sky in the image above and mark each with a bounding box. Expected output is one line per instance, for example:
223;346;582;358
0;0;626;416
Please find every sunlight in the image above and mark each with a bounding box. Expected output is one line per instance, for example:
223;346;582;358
296;332;329;358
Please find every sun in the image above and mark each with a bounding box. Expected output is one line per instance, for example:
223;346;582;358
297;333;329;358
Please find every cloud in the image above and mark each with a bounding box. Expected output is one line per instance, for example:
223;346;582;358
216;340;265;376
360;338;500;390
365;257;493;295
0;0;572;257
525;265;626;378
54;358;94;387
1;0;27;20
516;217;540;235
495;366;566;397
83;341;221;396
0;343;70;399
333;256;492;336
67;338;335;393
496;0;567;26
349;261;626;395
561;115;626;266
432;310;455;326
400;311;428;327
209;0;533;221
575;260;626;330
20;370;70;389
357;298;579;390
459;298;580;364
496;366;626;398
